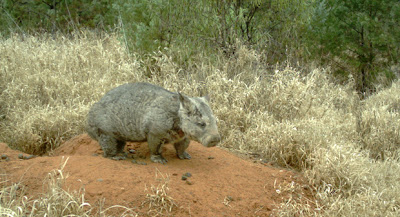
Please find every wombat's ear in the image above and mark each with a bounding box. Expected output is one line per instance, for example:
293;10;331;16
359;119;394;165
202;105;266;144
179;92;198;114
202;95;210;102
178;93;190;107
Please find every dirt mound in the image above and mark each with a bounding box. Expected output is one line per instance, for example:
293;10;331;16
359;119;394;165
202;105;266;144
1;134;314;216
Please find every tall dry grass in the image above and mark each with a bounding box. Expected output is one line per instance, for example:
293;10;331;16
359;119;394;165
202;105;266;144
1;32;400;216
0;32;143;154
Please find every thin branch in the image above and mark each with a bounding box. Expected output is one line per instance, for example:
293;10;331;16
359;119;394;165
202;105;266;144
2;8;26;36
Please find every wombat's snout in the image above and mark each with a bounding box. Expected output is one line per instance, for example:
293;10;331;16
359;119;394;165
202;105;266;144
205;135;221;147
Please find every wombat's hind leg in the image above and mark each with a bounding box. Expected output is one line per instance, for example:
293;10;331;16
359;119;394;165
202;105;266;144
112;140;127;160
174;138;191;160
148;135;167;164
98;134;118;158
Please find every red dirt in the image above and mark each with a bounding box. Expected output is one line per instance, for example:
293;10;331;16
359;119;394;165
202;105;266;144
0;134;314;216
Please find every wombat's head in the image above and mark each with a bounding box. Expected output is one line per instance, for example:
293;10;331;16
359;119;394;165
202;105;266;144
178;93;221;147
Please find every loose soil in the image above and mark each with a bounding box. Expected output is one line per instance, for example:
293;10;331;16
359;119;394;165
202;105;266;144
0;134;315;216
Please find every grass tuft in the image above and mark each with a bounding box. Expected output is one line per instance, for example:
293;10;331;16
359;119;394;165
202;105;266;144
0;157;138;216
0;180;29;216
142;170;177;216
29;157;92;216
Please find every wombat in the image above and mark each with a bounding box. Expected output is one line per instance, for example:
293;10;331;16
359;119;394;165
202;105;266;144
86;82;221;164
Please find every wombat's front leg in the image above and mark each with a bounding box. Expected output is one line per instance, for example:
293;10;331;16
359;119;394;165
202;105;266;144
148;134;168;164
174;138;191;160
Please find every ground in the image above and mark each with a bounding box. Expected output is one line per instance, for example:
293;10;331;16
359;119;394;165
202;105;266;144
0;134;314;216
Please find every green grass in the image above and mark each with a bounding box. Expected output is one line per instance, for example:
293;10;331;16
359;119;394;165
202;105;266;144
1;32;400;216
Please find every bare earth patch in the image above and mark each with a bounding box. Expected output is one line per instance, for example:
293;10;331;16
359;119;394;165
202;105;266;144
1;134;314;216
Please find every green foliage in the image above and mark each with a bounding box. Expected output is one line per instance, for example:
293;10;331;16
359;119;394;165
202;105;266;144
1;0;312;66
114;0;184;55
114;0;220;56
114;0;311;65
4;0;400;92
0;0;115;35
307;0;400;93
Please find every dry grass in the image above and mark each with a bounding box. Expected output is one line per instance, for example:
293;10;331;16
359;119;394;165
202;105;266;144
1;32;400;216
29;157;92;216
273;180;317;216
0;157;91;216
0;157;137;217
359;82;400;160
0;32;143;155
0;179;28;216
142;170;177;216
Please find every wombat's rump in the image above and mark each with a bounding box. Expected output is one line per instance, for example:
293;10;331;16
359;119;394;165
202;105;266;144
86;82;221;164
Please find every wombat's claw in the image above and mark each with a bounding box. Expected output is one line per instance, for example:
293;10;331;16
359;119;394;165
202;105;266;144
111;156;126;161
151;155;168;164
178;152;191;160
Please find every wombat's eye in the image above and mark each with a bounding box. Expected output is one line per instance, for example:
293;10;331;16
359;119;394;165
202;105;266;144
197;122;206;127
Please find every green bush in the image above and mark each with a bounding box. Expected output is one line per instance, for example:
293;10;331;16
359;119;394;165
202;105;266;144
306;0;400;93
0;0;115;35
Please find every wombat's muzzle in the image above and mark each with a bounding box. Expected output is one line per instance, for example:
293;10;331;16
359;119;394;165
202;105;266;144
204;135;221;147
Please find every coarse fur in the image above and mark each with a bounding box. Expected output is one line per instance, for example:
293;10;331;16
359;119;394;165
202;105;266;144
86;82;221;163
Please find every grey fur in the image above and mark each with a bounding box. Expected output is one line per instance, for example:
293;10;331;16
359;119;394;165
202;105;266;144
86;82;221;164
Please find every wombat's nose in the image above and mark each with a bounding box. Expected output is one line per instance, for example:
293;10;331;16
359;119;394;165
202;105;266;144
207;135;221;147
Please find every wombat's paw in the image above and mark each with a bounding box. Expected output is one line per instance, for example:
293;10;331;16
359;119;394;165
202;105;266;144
178;152;191;160
150;155;168;164
111;156;126;161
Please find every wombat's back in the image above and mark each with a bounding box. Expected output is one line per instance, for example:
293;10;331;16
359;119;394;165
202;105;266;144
86;82;180;141
98;82;175;104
